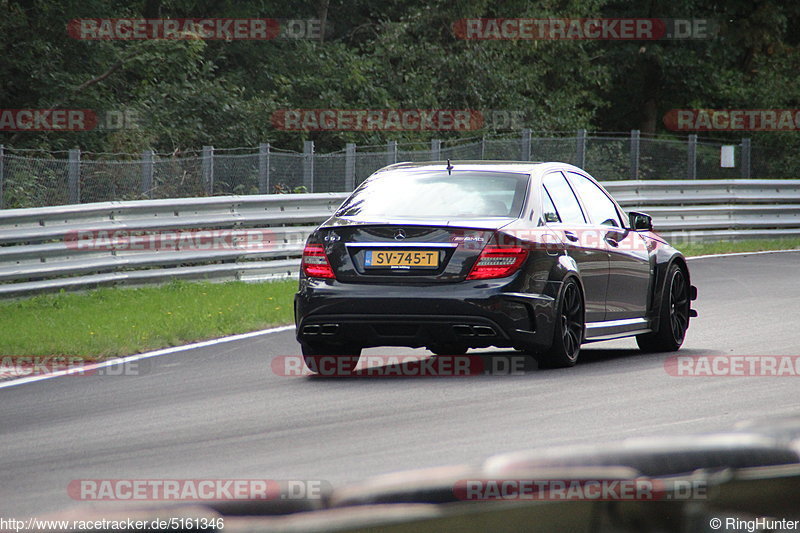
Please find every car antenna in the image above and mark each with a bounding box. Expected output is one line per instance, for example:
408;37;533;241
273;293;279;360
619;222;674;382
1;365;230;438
446;159;453;175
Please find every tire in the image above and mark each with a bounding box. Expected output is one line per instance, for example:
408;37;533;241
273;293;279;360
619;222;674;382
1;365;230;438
636;263;690;353
536;278;584;368
301;342;362;375
427;344;468;356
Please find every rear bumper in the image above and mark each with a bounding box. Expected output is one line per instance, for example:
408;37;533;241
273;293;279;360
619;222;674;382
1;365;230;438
294;278;561;351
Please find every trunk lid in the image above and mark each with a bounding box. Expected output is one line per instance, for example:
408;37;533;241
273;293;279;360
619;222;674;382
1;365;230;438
320;217;514;283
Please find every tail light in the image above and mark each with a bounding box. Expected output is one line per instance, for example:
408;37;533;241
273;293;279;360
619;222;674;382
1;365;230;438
466;246;528;280
302;244;335;279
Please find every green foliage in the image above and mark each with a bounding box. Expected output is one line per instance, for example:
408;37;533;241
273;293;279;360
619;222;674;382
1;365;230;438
1;0;799;157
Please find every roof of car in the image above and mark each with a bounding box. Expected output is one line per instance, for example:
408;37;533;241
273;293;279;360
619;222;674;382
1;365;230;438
375;160;584;175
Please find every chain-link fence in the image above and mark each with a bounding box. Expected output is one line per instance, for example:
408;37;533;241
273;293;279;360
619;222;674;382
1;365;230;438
0;131;780;209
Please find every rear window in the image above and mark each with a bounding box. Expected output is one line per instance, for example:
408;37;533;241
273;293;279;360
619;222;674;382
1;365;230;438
336;171;529;219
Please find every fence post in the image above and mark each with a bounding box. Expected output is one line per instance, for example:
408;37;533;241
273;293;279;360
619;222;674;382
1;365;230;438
576;129;587;168
141;150;154;198
387;140;398;165
741;138;751;179
345;143;356;191
303;140;314;192
629;129;640;179
480;136;486;160
258;143;270;194
521;128;531;161
0;145;4;209
201;145;214;194
431;139;441;160
68;148;80;204
687;134;697;179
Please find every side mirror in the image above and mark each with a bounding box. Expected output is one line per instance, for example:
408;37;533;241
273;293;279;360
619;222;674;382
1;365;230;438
544;212;560;223
629;211;653;231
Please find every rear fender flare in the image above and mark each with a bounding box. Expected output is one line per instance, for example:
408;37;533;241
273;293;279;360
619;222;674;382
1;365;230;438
649;254;691;331
533;256;584;348
553;254;582;295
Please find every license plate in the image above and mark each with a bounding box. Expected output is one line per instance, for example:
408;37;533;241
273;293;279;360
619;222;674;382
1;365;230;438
365;250;439;269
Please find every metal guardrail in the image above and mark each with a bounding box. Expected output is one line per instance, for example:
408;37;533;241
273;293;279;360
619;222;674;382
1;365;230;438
1;179;799;297
0;193;348;297
607;179;800;241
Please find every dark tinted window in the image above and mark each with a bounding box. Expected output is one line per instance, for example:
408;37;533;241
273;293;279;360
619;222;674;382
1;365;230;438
542;172;586;224
567;172;621;227
336;171;529;219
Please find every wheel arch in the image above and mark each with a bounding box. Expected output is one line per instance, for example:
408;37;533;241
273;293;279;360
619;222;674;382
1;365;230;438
552;253;586;319
671;255;690;285
558;273;586;336
649;252;690;332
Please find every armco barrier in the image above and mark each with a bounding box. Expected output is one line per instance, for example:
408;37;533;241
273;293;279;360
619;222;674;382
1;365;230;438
0;193;348;297
1;180;799;297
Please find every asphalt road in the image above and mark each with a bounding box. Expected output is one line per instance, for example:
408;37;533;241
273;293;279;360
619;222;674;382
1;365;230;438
1;251;799;516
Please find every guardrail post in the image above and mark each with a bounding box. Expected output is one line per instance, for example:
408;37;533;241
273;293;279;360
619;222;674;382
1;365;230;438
687;134;697;179
201;145;214;194
303;140;314;192
141;150;154;198
387;140;398;165
68;148;80;204
258;143;270;194
630;129;640;179
521;128;531;161
345;143;356;191
576;129;587;168
741;138;751;179
0;145;4;209
431;139;441;160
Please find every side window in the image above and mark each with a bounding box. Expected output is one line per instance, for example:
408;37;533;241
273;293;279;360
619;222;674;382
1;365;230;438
542;172;586;225
541;188;559;223
567;172;622;227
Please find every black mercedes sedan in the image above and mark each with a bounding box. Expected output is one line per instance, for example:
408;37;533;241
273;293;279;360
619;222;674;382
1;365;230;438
294;161;697;371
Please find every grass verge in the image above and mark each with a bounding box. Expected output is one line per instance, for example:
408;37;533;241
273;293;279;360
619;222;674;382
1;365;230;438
1;238;798;360
678;237;800;257
0;279;296;359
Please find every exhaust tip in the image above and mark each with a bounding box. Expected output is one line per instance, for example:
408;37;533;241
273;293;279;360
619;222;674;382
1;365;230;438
303;324;339;335
473;325;496;337
453;325;497;337
320;323;339;335
302;324;321;335
453;325;473;336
